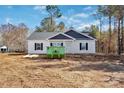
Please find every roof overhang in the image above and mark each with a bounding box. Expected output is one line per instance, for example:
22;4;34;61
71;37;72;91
0;46;7;49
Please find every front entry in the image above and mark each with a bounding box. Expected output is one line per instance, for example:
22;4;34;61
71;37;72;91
65;41;73;54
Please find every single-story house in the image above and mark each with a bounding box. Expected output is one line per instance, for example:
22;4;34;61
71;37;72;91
27;29;96;54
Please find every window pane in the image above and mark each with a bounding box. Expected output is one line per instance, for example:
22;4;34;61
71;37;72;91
80;43;86;50
36;46;41;50
50;43;52;46
61;43;63;46
36;43;41;50
86;43;88;50
50;42;63;47
41;43;43;50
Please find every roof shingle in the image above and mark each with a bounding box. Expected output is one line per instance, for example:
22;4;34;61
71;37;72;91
27;32;58;40
27;30;95;40
65;30;93;40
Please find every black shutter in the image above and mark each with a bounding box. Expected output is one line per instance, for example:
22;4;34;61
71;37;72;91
35;43;36;50
80;43;82;50
61;43;63;46
50;43;52;46
86;43;88;50
41;43;43;50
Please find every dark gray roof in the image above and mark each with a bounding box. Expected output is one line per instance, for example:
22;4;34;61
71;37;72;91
65;30;94;40
27;31;58;40
49;33;73;40
27;30;95;40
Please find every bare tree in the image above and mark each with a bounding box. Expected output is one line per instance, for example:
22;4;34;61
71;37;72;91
0;23;28;52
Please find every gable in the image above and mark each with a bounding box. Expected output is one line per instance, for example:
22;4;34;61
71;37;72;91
48;33;73;40
65;30;94;40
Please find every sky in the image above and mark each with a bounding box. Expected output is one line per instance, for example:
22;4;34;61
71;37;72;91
0;5;103;31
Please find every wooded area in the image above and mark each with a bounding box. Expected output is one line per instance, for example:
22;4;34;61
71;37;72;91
0;23;28;52
89;5;124;55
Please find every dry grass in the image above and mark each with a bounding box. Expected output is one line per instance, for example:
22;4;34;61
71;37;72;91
0;53;124;88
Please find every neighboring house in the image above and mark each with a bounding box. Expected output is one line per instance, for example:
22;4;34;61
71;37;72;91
0;45;8;52
27;29;96;54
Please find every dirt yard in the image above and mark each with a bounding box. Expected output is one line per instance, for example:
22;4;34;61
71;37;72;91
0;53;124;88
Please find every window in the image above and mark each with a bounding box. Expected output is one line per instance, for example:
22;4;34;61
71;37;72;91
35;43;43;50
50;42;63;47
80;43;88;50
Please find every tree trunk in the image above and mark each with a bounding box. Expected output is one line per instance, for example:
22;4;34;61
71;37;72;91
50;13;52;32
121;17;124;53
50;14;53;31
114;18;116;32
48;22;50;32
49;12;52;25
108;16;112;53
99;19;102;53
118;19;121;55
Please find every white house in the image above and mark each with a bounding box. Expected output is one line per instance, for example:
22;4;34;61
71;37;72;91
27;29;96;54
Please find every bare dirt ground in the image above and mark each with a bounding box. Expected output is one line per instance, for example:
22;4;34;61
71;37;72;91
0;53;124;88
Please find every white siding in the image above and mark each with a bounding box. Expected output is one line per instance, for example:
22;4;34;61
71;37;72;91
64;40;95;54
28;40;96;54
28;40;50;54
